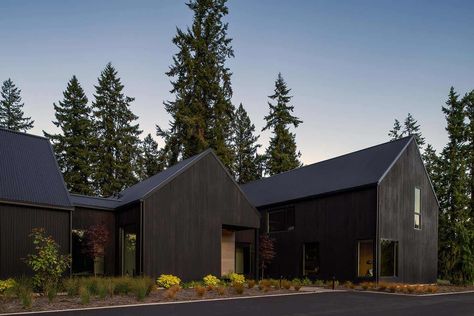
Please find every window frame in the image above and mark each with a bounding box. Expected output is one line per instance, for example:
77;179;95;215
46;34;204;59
414;186;422;230
302;242;320;277
266;206;295;233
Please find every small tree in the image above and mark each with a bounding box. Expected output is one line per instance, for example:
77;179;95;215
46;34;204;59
25;228;71;290
85;223;110;276
259;233;276;279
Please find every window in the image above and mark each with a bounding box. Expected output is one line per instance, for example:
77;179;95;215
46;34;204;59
267;207;295;233
357;240;374;277
414;187;421;229
71;229;93;275
380;240;398;277
303;243;320;277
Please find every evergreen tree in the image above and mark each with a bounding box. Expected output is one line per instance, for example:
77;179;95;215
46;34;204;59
0;79;34;131
438;87;473;283
388;119;402;140
463;90;474;219
263;73;302;176
232;103;261;183
92;63;142;197
44;76;94;195
139;133;165;179
404;113;425;146
158;0;235;170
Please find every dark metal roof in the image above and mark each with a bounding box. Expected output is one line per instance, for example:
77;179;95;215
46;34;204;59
117;149;211;205
0;128;72;209
70;194;122;210
241;136;414;208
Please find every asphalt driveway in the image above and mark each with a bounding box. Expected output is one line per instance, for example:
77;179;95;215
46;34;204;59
12;291;474;316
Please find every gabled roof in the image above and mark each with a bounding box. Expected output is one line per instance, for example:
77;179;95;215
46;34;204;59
0;128;72;209
241;136;414;208
70;194;122;211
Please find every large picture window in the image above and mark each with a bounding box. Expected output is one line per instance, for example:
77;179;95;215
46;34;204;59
380;240;398;277
267;207;295;233
414;187;421;229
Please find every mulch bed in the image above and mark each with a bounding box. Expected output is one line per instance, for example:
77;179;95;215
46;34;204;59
0;287;299;314
340;284;474;295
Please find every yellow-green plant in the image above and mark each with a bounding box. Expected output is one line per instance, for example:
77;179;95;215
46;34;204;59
156;274;181;289
0;279;16;294
228;273;245;285
203;274;220;287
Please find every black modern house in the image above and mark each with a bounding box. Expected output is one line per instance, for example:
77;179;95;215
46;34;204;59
242;136;438;284
0;128;438;283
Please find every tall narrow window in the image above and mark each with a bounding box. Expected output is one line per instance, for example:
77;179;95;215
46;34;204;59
357;240;374;277
380;240;398;277
414;187;421;229
303;243;320;277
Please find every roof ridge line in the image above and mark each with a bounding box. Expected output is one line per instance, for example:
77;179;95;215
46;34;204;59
70;193;122;201
0;127;48;141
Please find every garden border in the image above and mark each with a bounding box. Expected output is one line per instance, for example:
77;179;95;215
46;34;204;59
355;289;474;297
0;290;341;316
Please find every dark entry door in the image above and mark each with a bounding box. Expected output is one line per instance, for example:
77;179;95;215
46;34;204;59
120;225;137;276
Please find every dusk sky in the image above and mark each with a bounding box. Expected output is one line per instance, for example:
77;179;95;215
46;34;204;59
0;0;473;164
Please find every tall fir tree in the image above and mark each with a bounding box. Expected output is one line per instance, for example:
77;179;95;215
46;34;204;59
232;103;261;183
44;76;94;195
92;63;142;197
157;0;235;171
388;113;425;146
139;133;165;180
263;73;302;176
438;87;473;283
0;79;34;131
388;119;402;140
463;90;474;219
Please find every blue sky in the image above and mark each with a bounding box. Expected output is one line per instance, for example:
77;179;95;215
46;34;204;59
0;0;473;164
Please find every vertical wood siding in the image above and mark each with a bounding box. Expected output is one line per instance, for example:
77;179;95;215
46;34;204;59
142;153;259;281
0;204;70;278
378;141;438;283
259;187;377;281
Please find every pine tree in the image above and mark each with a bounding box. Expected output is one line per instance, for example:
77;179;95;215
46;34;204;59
0;79;34;131
92;63;142;197
263;73;302;176
139;133;165;179
463;90;474;219
158;0;235;170
44;76;94;195
404;113;425;147
438;87;473;283
232;103;261;183
388;119;402;140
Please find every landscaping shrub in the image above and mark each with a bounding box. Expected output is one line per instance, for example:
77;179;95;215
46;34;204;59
388;284;397;293
156;274;181;289
343;281;355;289
228;273;245;285
83;277;99;296
313;279;324;287
247;279;256;289
97;280;108;300
292;278;302;291
132;277;154;301
104;278;115;297
301;277;312;286
233;282;245;294
203;275;220;287
281;279;291;290
258;279;271;291
217;285;226;295
269;279;280;288
407;285;415;294
0;278;16;294
44;281;58;303
164;285;180;299
114;277;133;295
377;282;388;291
63;278;80;297
24;228;71;292
195;285;206;297
12;277;34;309
427;285;438;293
79;286;90;305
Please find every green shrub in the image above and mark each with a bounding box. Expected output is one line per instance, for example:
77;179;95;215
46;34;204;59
292;278;302;291
114;277;133;295
44;281;58;303
82;277;99;296
132;277;154;301
97;280;108;300
79;286;90;305
24;228;71;291
156;274;181;289
269;279;280;288
203;274;220;287
0;278;16;294
12;277;34;309
63;278;80;297
301;277;312;286
104;278;115;297
313;279;324;287
228;273;245;285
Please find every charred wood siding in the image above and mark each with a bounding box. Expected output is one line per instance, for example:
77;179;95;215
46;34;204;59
260;187;377;281
72;207;116;275
0;204;70;278
378;141;438;283
142;153;259;281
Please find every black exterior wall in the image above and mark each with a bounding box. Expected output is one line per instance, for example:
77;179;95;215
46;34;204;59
0;203;71;278
378;141;438;283
142;153;259;281
259;187;377;281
